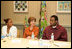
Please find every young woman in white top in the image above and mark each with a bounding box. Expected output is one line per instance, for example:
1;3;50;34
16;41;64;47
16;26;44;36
1;18;17;38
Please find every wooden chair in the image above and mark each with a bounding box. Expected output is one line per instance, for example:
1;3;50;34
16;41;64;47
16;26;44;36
17;29;20;38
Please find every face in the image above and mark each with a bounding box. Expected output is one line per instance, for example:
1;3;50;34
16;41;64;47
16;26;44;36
50;17;57;26
7;19;13;27
30;20;35;26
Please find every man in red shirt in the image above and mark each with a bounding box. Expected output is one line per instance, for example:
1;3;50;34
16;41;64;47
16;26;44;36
42;15;67;41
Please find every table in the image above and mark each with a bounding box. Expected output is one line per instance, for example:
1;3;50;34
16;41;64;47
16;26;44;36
1;37;71;48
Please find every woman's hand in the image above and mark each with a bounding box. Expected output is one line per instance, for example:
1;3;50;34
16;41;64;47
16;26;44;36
34;37;38;40
27;36;31;39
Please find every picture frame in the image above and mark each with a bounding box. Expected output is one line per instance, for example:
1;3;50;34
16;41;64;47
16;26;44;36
14;1;28;12
57;1;71;13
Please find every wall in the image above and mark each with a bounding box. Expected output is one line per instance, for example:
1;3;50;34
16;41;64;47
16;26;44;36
1;1;71;41
1;1;41;25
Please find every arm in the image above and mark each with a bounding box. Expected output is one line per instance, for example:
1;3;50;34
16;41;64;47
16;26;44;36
23;28;32;38
42;28;47;39
13;27;17;38
2;26;6;36
23;28;27;38
59;28;67;41
34;27;39;37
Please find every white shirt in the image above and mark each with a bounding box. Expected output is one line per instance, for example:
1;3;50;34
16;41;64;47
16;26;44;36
2;25;17;38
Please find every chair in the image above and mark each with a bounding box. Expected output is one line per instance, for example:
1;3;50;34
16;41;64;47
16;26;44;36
17;29;20;38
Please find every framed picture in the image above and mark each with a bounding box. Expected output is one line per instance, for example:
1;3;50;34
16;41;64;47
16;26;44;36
14;1;28;12
57;1;71;13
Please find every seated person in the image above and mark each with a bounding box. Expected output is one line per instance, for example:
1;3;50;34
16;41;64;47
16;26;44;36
23;17;39;39
42;15;67;41
1;18;17;38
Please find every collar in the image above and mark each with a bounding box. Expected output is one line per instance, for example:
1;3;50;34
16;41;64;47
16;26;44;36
29;25;36;31
52;26;56;28
50;24;60;30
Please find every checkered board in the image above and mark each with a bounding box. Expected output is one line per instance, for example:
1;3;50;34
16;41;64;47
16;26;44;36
14;1;28;12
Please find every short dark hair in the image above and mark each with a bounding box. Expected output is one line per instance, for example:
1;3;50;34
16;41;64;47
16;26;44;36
4;18;11;24
51;15;58;21
28;17;36;24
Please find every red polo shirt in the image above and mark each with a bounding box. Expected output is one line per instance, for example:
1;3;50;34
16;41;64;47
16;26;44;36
42;24;67;41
